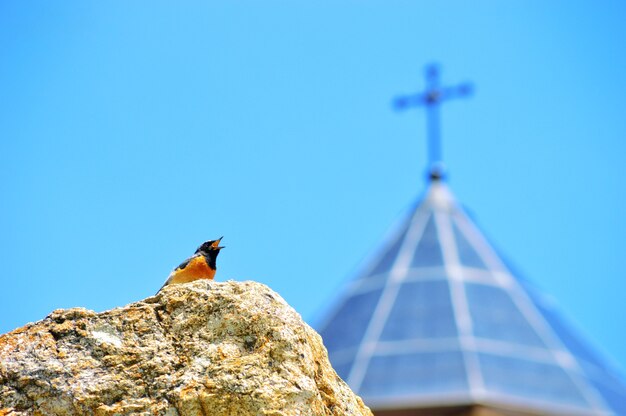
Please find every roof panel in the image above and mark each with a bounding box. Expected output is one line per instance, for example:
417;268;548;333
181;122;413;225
466;282;546;348
331;360;353;383
524;283;607;369
359;350;468;399
478;353;593;409
590;377;626;416
410;214;444;268
452;221;489;270
368;228;407;278
320;288;382;353
380;280;457;341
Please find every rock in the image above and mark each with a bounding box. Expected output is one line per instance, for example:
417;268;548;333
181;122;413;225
0;280;372;416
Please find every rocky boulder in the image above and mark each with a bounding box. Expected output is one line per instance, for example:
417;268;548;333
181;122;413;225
0;280;372;416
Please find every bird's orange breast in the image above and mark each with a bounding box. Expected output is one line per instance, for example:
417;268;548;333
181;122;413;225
167;255;215;284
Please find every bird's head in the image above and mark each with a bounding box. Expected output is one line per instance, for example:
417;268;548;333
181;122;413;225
196;237;225;255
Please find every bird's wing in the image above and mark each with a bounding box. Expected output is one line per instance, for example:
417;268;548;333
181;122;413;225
173;256;194;272
156;254;199;294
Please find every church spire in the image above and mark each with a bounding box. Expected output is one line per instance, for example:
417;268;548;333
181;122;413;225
317;64;626;416
393;64;473;181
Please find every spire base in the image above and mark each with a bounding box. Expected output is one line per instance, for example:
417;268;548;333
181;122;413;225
427;162;447;182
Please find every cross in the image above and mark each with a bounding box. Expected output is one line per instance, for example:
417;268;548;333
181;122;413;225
393;64;473;180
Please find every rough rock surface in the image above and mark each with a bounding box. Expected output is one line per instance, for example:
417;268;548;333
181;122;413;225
0;280;371;416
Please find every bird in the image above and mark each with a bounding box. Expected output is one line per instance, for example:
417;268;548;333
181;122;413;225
157;237;224;293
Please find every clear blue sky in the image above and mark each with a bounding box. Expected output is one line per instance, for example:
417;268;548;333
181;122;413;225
1;2;625;374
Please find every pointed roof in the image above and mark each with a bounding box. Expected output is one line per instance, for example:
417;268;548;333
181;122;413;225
318;179;626;416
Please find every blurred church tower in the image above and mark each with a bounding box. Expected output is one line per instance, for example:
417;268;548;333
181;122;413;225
317;65;626;416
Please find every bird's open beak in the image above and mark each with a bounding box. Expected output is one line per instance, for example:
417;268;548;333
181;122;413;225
212;236;225;250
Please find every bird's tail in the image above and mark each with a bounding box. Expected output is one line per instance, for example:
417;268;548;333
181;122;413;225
155;277;171;295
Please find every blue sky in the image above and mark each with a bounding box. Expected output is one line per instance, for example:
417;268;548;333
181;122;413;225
1;2;625;375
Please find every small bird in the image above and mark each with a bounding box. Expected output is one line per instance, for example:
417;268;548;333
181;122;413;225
157;237;225;293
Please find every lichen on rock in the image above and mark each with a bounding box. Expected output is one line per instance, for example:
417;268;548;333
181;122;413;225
0;280;372;416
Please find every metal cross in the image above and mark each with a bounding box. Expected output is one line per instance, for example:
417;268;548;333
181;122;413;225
393;64;473;180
